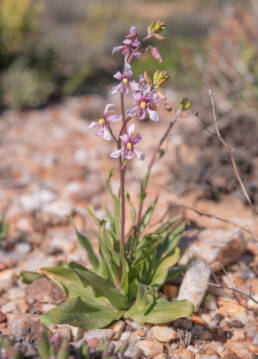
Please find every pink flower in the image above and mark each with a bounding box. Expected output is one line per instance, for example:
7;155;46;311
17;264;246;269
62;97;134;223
110;123;144;161
112;26;141;60
131;80;162;122
89;104;121;140
112;63;133;94
151;47;163;62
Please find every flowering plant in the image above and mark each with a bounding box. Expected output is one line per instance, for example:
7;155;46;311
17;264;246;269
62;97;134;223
22;21;193;329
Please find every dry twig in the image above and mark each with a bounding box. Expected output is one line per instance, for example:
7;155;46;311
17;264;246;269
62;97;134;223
208;89;257;216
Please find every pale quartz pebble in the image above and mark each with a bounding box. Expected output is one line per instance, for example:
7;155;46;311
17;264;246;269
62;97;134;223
201;356;219;359
2;301;19;313
7;313;40;339
120;331;131;342
84;329;113;341
0;269;15;291
177;259;211;311
247;295;258;309
136;340;163;358
15;243;31;255
43;199;72;217
127;320;145;330
8;287;25;300
149;325;177;342
111;320;125;340
179;229;245;272
124;342;142;359
19;189;55;211
252;333;258;346
69;325;84;341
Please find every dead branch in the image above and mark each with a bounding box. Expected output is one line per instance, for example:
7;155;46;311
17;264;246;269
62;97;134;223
209;282;258;305
208;89;257;216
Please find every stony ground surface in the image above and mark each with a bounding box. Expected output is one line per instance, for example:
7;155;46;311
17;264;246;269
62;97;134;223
0;92;257;359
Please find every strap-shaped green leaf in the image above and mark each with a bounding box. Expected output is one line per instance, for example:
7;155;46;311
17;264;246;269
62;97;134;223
41;296;123;329
151;247;180;287
156;215;181;234
20;271;43;284
157;221;186;259
125;297;193;323
69;262;129;311
140;196;158;233
73;225;99;271
135;282;156;314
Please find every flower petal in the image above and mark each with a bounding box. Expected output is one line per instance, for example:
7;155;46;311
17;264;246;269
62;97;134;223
148;109;159;122
135;150;145;160
108;114;122;123
120;133;129;143
103;128;111;141
133;133;142;144
128;123;135;137
125;151;134;160
111;84;121;94
104;104;114;114
88;121;97;128
113;71;123;80
110;148;124;158
112;46;123;54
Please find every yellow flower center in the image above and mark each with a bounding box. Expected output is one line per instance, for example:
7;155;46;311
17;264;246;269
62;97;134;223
122;78;128;84
99;118;105;125
140;101;146;109
127;142;132;150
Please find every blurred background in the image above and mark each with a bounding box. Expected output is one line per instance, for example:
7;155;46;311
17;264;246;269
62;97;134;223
0;0;257;241
0;0;257;109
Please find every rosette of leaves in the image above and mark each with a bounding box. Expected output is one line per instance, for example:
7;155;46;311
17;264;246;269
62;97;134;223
27;170;193;330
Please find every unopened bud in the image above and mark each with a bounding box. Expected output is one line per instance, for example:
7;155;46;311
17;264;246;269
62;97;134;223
144;71;152;85
153;70;169;87
151;47;163;62
179;98;192;111
148;20;166;35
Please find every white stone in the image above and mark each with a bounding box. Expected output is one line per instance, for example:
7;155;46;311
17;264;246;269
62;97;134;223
0;269;15;291
177;259;211;311
84;329;113;341
8;287;25;300
179;229;245;272
20;189;55;211
136;340;163;358
2;301;19;313
15;243;31;255
43;200;72;217
150;326;177;342
124;343;142;359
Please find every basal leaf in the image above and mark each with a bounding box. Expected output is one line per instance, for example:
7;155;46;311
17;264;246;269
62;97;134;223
156;215;181;234
151;247;180;287
135;282;156;314
69;262;129;311
140;196;158;233
125;297;193;323
20;271;43;284
73;224;99;271
166;267;185;281
41;297;123;329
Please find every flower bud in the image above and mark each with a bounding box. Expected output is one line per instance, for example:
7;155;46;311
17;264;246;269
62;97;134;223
151;47;163;62
148;20;166;35
153;70;169;87
144;71;152;86
179;98;192;111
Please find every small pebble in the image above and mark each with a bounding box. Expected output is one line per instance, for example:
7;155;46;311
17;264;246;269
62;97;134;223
198;331;213;341
229;320;244;328
0;311;7;322
150;325;177;342
87;338;99;347
136;340;163;358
